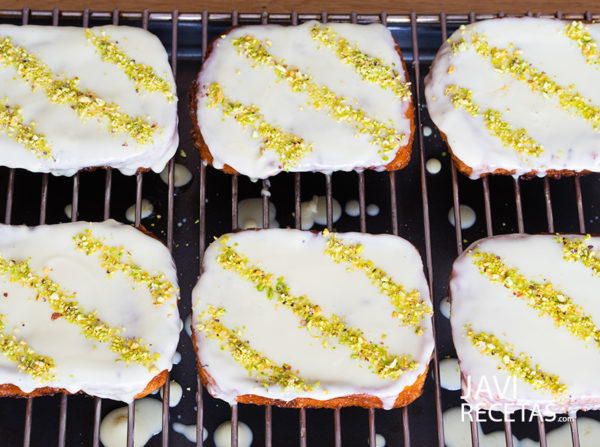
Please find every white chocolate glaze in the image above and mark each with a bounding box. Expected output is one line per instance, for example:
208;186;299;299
302;195;342;228
425;18;600;178
192;229;433;408
0;25;178;176
159;163;193;187
0;220;180;402
344;200;360;217
172;351;182;365
173;422;208;443
425;158;442;174
99;398;163;447
448;204;476;229
450;234;600;415
439;358;461;391
237;198;279;229
194;21;412;179
214;421;253;447
125;198;154;222
366;204;380;217
159;380;182;407
439;297;450;319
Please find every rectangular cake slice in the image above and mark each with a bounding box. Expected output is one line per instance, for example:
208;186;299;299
0;220;180;402
0;25;178;176
450;234;600;415
191;21;414;179
426;18;600;179
192;229;433;409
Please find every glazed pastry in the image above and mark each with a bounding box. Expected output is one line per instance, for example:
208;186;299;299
192;229;433;409
0;220;180;402
426;18;600;179
191;21;414;179
450;233;600;414
0;25;178;176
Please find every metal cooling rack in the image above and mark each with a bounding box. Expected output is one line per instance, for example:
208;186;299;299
0;7;599;447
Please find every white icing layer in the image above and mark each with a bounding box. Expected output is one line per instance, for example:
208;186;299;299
450;234;600;414
192;229;433;409
194;21;412;179
0;25;178;176
425;18;600;178
0;220;180;402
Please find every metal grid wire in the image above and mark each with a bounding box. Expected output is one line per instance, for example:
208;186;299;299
0;7;598;447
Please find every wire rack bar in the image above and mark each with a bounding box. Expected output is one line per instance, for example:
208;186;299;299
410;10;444;447
299;408;307;447
538;416;547;447
513;178;524;233
570;417;580;447
334;409;341;447
265;405;272;447
574;177;585;233
231;403;239;447
92;397;101;447
22;398;32;447
368;408;376;446
439;9;480;447
1;9;600;23
196;9;209;447
543;178;554;233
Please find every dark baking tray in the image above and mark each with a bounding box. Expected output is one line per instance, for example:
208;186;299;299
0;8;599;447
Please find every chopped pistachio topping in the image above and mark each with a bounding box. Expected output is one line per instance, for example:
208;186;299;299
0;37;157;144
196;304;316;391
205;83;311;170
216;236;416;379
86;29;175;102
470;33;600;131
449;26;469;54
322;230;431;334
309;25;411;100
0;314;55;382
73;230;175;306
445;85;544;157
556;234;600;277
0;256;159;372
472;250;600;347
565;21;600;66
0;100;52;159
232;35;406;161
465;325;567;396
450;37;468;55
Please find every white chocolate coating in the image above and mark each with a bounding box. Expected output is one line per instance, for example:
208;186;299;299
450;234;600;415
194;21;412;179
426;18;600;178
192;229;433;409
0;25;178;176
0;220;180;402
